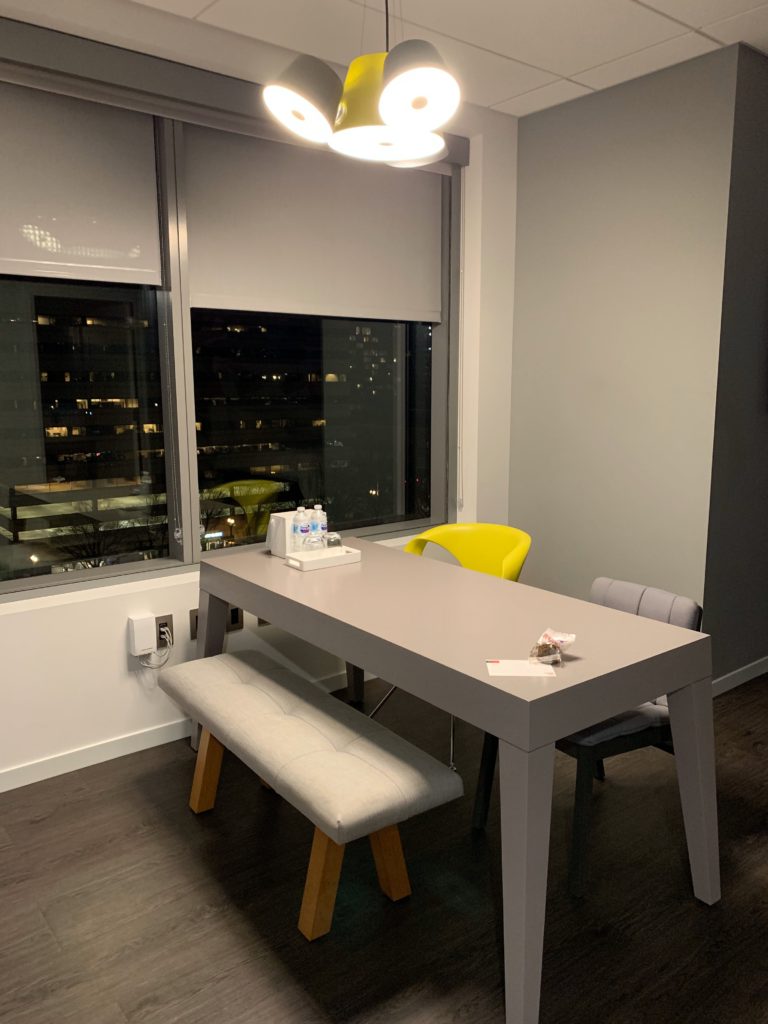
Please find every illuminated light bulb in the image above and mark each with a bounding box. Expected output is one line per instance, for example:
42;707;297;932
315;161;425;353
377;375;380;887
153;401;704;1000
380;40;461;132
263;55;343;145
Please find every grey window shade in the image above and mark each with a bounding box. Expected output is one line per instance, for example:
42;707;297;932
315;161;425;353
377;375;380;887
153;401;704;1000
0;83;162;284
185;126;442;323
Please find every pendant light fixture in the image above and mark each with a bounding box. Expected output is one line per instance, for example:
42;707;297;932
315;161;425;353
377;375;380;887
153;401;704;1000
263;2;460;167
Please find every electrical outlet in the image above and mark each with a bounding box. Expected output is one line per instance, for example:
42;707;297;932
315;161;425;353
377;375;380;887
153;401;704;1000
155;614;174;648
189;606;243;640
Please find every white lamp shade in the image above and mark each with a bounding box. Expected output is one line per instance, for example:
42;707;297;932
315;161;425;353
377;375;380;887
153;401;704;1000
387;136;448;168
380;40;461;133
330;125;446;163
263;55;343;144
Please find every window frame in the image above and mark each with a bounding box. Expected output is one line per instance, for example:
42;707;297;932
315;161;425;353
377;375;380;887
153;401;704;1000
0;30;463;596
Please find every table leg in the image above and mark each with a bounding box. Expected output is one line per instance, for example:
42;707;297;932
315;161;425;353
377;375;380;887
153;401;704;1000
189;591;229;750
498;740;555;1024
667;678;720;905
196;591;229;658
346;663;365;707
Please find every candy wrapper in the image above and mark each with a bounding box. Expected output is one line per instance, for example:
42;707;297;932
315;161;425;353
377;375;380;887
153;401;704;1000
529;628;576;665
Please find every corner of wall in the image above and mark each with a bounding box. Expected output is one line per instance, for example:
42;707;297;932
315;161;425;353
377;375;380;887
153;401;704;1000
456;105;518;524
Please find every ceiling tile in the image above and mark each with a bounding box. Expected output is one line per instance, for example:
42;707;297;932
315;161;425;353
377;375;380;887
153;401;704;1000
360;0;688;76
632;0;767;29
199;0;387;67
197;0;557;106
492;80;593;117
572;32;719;90
705;4;768;46
127;0;211;15
395;29;559;107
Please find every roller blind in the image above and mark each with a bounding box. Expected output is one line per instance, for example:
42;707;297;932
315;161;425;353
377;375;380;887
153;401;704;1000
185;126;443;323
0;83;162;284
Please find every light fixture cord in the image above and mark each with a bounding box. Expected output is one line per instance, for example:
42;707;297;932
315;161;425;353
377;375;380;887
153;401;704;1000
359;0;368;55
385;0;390;51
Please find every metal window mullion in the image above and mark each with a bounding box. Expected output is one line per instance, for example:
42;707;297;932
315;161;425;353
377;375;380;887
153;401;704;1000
154;117;200;565
428;171;457;527
393;323;407;518
445;165;462;524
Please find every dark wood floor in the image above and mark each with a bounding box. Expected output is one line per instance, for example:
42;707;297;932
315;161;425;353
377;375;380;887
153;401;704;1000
1;677;766;1024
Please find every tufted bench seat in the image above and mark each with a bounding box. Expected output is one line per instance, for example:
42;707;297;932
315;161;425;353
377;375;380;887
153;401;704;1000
159;650;463;940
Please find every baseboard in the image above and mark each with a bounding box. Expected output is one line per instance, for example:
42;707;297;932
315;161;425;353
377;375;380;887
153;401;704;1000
713;655;768;697
0;719;192;793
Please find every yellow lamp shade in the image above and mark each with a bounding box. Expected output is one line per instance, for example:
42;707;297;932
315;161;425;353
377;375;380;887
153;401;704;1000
330;53;445;164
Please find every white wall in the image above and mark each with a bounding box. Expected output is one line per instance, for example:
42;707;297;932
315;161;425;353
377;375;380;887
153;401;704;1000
0;569;350;792
453;106;518;523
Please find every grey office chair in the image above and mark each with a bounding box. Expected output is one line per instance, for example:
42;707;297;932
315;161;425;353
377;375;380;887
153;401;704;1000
472;577;703;898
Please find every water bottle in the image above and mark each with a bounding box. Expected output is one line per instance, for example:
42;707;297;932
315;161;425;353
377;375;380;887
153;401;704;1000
292;506;307;552
318;505;328;543
309;504;324;544
302;505;323;551
297;507;311;549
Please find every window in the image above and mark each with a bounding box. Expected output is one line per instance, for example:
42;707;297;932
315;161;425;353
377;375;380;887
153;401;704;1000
0;69;458;594
192;309;432;550
0;277;169;583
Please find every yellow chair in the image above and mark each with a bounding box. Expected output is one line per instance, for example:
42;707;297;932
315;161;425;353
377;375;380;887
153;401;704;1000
402;522;531;582
371;522;532;783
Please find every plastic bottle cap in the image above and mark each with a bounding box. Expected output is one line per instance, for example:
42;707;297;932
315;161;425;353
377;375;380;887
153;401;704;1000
297;506;305;511
314;504;322;510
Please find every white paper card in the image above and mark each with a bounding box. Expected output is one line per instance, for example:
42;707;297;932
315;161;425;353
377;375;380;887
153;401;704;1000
485;660;557;678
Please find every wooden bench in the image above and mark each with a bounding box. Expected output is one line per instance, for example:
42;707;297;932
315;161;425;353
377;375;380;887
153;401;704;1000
159;650;464;940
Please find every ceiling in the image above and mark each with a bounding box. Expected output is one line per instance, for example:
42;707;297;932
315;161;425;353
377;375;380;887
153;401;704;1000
1;0;767;116
120;0;768;115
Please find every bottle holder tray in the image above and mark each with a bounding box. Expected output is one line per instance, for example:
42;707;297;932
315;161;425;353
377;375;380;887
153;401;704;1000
285;546;362;571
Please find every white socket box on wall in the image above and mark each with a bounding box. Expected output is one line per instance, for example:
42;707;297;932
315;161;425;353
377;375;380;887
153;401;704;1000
128;614;157;656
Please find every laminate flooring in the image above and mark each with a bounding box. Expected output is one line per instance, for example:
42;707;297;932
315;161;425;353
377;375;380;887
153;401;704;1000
1;677;766;1024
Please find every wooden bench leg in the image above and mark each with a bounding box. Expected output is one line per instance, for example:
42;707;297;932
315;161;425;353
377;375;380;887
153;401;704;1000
189;728;224;813
298;828;346;941
369;824;412;902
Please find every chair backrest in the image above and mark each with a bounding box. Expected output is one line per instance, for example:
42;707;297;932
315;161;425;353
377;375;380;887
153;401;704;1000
403;523;532;582
590;577;702;630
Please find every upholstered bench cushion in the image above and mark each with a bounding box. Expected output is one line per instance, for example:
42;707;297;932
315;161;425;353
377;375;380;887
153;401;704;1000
160;651;463;845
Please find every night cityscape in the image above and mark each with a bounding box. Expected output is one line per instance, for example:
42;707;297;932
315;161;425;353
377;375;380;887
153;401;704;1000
0;281;432;582
192;308;432;550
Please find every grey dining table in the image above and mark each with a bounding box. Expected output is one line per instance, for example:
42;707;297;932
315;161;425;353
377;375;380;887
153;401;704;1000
195;537;720;1024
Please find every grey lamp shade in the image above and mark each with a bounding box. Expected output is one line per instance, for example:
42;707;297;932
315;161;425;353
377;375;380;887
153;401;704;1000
380;39;460;133
383;39;446;84
268;54;343;126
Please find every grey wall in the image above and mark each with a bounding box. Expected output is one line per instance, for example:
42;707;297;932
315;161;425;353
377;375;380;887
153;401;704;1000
509;48;738;604
703;47;768;678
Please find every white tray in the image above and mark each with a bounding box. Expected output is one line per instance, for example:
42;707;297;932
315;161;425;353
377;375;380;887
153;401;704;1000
285;546;361;571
